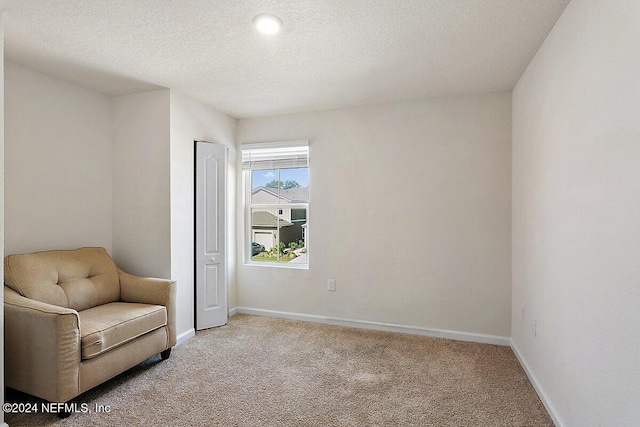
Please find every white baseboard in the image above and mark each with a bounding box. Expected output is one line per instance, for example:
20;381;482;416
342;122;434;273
228;306;239;316
510;340;566;427
235;307;510;346
176;328;195;346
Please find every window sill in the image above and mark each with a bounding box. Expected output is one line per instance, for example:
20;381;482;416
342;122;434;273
244;261;309;270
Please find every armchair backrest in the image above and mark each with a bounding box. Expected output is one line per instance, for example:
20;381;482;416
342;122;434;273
4;247;120;311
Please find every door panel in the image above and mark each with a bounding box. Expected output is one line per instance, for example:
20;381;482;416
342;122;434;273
204;264;220;308
196;141;228;330
205;156;219;253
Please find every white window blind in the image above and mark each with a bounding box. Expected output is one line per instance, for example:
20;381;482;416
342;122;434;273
241;140;308;170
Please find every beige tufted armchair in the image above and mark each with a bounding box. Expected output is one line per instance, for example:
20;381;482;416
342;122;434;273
3;247;176;413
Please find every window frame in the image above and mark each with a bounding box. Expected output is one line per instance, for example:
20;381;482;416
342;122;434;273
242;141;309;269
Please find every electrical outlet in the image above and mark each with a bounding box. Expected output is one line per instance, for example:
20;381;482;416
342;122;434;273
327;279;336;292
533;318;537;337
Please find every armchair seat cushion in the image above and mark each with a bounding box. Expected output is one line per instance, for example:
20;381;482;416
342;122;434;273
79;302;167;360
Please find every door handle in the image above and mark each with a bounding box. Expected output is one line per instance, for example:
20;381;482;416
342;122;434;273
210;257;216;262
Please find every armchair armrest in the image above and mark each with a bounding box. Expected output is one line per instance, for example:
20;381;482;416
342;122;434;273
4;286;81;403
118;269;177;347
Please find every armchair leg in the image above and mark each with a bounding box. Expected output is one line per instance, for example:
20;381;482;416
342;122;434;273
160;348;172;360
58;409;72;419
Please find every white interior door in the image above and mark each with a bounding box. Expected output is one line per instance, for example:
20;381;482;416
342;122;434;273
195;141;228;330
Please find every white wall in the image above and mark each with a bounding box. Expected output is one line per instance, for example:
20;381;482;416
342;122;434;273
4;61;113;255
237;92;512;337
1;15;6;427
4;63;236;348
512;0;640;426
169;90;237;335
113;89;236;337
112;89;171;278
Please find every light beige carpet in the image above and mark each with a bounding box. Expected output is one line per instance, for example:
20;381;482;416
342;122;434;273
5;314;552;426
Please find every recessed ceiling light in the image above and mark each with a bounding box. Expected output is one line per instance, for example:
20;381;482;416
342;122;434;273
253;13;282;35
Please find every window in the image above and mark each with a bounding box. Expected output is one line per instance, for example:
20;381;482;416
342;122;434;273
242;141;309;267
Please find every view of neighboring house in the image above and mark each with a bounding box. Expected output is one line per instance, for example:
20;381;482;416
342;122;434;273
250;186;308;252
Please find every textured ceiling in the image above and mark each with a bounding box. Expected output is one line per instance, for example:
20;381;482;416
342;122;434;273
1;0;570;118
